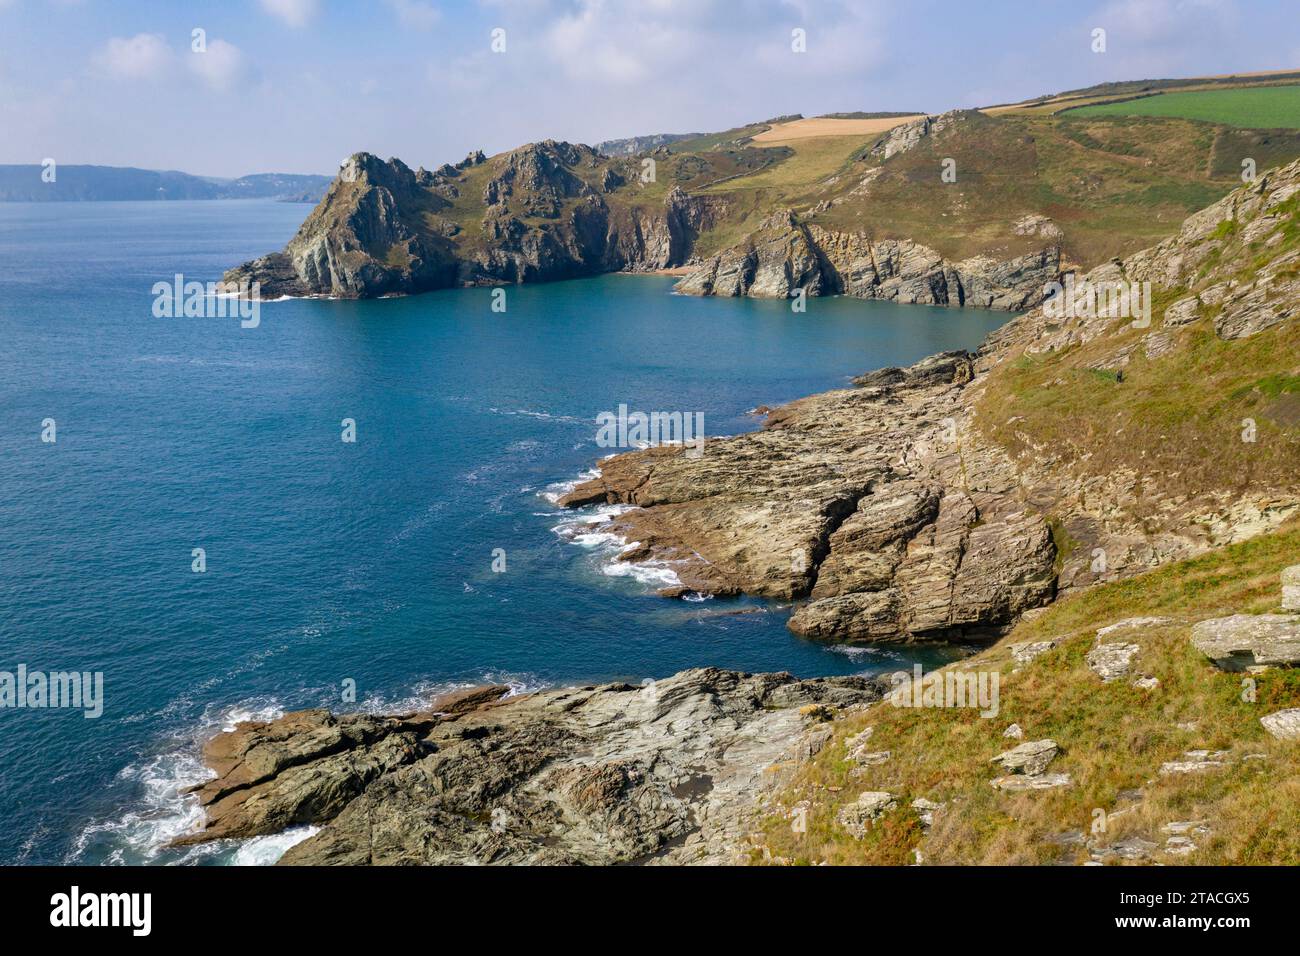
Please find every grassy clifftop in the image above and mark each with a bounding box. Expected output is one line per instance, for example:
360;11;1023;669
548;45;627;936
758;520;1300;865
974;162;1300;513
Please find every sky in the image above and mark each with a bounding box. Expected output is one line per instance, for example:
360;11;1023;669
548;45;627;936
2;0;1299;177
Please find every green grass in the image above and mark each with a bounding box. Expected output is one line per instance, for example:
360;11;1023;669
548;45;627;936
758;522;1300;865
974;184;1300;512
1072;85;1300;130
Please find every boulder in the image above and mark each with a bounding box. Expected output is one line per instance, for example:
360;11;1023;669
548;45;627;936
1190;614;1300;670
1008;639;1059;666
1261;708;1300;740
1087;617;1170;681
1087;642;1141;682
911;797;944;826
1159;750;1230;774
836;791;898;838
991;773;1071;792
991;739;1059;776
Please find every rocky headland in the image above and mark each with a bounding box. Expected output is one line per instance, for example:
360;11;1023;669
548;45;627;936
225;143;723;299
223;113;1062;309
173;669;885;865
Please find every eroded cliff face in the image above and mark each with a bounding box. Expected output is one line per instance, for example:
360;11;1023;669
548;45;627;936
225;153;461;299
674;210;1060;311
561;158;1300;644
224;143;722;298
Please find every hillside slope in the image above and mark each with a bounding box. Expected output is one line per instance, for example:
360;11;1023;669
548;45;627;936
226;91;1300;301
756;523;1300;865
561;157;1300;642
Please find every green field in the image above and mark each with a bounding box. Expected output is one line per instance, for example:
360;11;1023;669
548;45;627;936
1071;85;1300;129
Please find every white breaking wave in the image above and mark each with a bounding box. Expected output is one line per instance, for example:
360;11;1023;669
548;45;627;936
357;673;545;716
540;467;600;504
487;407;586;426
546;488;686;593
230;826;319;866
69;670;551;867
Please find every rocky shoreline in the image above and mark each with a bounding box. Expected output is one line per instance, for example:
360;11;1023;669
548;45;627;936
175;157;1300;866
172;669;886;865
558;349;1058;644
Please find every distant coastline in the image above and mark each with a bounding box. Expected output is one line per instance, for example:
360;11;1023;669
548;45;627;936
0;164;330;203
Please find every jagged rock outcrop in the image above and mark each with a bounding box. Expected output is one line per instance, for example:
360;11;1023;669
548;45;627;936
225;153;461;298
866;111;966;159
225;143;722;298
836;791;898;837
560;349;1057;643
173;669;887;865
675;210;1059;311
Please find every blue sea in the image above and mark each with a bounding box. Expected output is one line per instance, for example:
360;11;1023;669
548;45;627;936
0;200;1011;865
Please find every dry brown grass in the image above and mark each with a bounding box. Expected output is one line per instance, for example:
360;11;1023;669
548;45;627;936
750;116;923;144
758;522;1300;865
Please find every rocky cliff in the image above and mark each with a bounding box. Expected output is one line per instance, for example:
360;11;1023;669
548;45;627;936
225;142;723;298
561;157;1300;643
674;209;1060;310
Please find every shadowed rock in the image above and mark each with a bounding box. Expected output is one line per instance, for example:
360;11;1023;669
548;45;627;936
1191;614;1300;671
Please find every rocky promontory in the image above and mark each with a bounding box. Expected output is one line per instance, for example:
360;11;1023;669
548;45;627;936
173;669;886;865
559;349;1058;643
225;142;722;298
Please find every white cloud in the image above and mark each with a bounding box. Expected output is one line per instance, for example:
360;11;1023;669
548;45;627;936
1096;0;1234;41
189;38;245;91
92;33;173;80
386;0;440;31
259;0;319;28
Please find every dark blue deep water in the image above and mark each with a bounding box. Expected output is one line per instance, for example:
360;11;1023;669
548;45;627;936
0;200;1010;864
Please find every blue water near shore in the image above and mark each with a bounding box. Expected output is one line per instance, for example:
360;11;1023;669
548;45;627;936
0;200;1010;864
